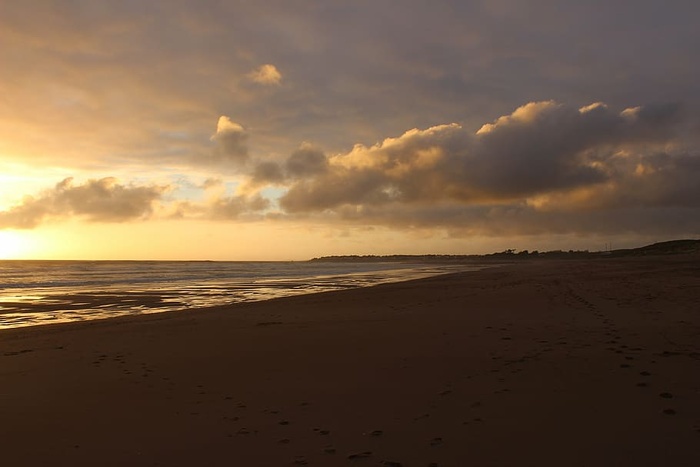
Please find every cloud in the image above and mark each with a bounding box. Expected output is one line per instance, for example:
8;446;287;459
251;161;286;185
2;1;699;181
3;99;697;240
465;101;684;197
166;176;272;220
262;100;700;235
248;64;282;85
207;116;250;166
172;194;270;221
0;177;167;229
202;178;224;191
285;144;329;178
329;200;700;238
277;101;686;211
0;175;276;227
238;144;330;194
208;194;271;219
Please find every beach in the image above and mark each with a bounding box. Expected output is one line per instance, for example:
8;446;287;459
1;257;699;466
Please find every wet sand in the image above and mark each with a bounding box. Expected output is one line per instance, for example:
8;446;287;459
1;257;699;466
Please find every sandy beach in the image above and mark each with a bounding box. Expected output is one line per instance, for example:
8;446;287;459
1;257;699;466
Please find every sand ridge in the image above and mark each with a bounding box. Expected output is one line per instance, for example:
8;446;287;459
1;257;699;466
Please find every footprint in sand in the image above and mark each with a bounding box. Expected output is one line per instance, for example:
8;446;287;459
347;451;373;460
659;392;673;399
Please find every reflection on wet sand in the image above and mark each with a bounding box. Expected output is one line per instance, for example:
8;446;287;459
0;266;484;329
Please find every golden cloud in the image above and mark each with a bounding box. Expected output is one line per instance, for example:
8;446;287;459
248;64;282;85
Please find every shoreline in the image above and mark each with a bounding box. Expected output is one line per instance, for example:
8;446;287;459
0;261;488;330
1;256;699;466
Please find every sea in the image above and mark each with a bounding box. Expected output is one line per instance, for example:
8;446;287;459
0;260;481;329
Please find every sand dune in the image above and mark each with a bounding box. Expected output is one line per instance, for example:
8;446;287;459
1;257;699;466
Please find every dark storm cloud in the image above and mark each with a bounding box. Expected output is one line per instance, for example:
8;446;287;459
266;100;700;236
278;101;686;211
465;101;684;196
0;178;167;229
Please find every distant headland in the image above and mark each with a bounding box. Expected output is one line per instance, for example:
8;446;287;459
309;239;700;262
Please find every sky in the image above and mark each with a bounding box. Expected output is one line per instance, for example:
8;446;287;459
1;0;699;260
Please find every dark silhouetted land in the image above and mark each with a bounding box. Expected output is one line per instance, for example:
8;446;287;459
310;238;700;262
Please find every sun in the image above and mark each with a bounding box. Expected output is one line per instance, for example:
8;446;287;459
0;231;32;259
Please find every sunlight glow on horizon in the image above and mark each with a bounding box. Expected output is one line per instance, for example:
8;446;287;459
0;219;664;261
0;231;35;259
